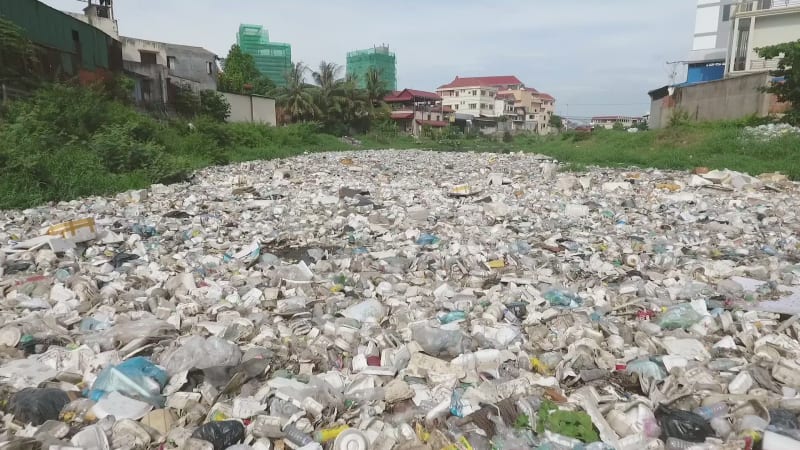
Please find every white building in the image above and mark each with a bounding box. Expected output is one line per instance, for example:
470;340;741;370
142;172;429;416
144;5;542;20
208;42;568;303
590;116;644;130
727;0;800;76
436;76;556;134
687;0;738;82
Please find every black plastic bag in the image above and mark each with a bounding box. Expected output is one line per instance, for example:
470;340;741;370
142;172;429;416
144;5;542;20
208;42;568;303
8;388;71;426
655;404;714;443
191;420;245;450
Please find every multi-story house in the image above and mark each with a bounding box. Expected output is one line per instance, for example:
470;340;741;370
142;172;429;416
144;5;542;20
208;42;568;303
727;0;800;76
496;88;556;134
64;1;218;107
384;89;450;136
437;78;501;118
437;76;556;134
687;0;738;83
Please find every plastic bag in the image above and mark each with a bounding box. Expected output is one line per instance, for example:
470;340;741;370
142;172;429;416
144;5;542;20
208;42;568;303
191;420;245;450
626;359;667;381
8;387;71;425
409;322;471;358
160;335;242;375
655;404;714;443
544;289;582;308
657;303;703;330
86;357;168;407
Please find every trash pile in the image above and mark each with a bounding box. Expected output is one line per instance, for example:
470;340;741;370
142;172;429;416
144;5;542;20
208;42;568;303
742;123;800;141
1;150;799;450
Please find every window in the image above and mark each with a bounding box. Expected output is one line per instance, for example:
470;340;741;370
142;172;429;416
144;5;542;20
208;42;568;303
529;114;535;120
207;61;213;74
469;103;477;109
427;114;431;120
140;51;157;65
489;104;493;110
454;104;458;110
481;90;486;96
472;90;477;96
167;56;176;69
722;4;732;21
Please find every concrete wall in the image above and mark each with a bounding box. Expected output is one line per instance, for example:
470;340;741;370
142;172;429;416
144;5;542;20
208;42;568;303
222;93;276;125
165;44;218;92
121;37;167;65
649;73;775;129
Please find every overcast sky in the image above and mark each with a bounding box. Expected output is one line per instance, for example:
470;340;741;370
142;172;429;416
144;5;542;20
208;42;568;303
42;0;696;118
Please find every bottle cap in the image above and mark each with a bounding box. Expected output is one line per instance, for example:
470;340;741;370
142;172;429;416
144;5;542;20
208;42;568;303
333;428;369;450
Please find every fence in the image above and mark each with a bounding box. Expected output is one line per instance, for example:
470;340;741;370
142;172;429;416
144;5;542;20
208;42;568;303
1;84;31;104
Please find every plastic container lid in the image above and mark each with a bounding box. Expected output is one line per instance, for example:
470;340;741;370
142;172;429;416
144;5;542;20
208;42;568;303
333;429;369;450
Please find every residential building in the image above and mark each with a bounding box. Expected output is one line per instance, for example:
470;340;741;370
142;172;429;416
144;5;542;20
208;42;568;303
0;0;122;84
437;76;556;134
63;1;218;108
237;24;292;86
590;116;644;129
384;89;450;136
727;0;800;76
165;44;219;92
346;45;397;91
496;88;556;134
687;0;738;83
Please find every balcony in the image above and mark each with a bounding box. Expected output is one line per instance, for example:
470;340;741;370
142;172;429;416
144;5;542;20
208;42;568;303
736;0;800;16
749;57;781;70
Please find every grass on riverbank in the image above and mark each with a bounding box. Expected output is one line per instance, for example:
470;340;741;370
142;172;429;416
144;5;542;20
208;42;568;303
1;84;797;210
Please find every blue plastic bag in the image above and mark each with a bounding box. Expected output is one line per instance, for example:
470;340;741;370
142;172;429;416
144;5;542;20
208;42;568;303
86;357;168;406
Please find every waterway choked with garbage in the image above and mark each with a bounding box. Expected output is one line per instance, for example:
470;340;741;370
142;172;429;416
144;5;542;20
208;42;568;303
1;150;799;449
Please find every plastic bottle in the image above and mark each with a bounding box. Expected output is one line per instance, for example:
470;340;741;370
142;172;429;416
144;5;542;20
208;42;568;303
346;387;385;404
693;403;727;421
313;425;349;443
283;423;313;447
665;437;696;450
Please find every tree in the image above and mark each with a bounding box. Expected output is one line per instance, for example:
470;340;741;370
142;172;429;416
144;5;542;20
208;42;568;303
273;62;318;122
549;114;564;130
312;60;345;126
217;44;275;96
199;90;231;121
172;82;230;121
0;17;41;89
365;67;388;108
756;40;800;124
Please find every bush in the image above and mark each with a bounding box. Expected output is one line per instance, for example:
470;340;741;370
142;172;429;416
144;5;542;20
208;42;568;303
502;131;514;143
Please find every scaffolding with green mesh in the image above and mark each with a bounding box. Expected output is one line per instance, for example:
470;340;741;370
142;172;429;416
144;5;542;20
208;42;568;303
236;24;292;87
346;46;397;91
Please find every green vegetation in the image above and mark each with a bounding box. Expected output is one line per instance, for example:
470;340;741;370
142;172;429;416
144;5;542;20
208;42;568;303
0;84;345;210
218;44;276;96
2;81;798;211
526;122;800;178
757;39;800;125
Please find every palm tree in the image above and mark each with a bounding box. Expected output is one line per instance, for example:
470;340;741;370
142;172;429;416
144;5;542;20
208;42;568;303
274;62;318;122
312;61;346;127
365;67;388;108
